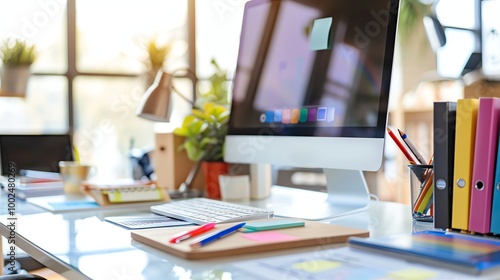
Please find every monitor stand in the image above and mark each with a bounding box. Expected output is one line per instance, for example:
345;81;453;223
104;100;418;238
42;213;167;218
272;169;371;220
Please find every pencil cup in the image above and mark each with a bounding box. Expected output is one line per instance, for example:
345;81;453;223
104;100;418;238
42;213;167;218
408;164;434;222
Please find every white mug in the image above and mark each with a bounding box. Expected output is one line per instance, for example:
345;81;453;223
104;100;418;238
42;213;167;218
218;174;250;202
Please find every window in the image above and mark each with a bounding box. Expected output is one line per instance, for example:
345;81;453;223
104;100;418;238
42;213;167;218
72;0;190;179
195;0;247;78
434;0;481;78
0;0;68;132
0;0;193;179
0;0;249;179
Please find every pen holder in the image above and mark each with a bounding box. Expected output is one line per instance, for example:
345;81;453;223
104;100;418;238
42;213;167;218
408;164;434;222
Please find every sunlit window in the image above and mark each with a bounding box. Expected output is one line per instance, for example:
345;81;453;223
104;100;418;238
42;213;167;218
75;0;188;74
436;0;478;30
0;0;245;179
0;0;192;179
434;0;481;78
0;0;247;177
195;0;249;79
0;76;68;133
0;0;68;133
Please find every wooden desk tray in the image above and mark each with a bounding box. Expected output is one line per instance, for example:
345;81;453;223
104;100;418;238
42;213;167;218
131;218;369;259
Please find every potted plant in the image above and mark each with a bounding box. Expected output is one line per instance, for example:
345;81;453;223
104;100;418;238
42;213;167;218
0;38;37;96
195;59;230;107
142;37;174;86
173;102;230;199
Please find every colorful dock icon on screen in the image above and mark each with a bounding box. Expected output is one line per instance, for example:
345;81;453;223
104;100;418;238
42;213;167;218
327;107;335;122
291;109;300;124
299;108;308;123
274;109;283;123
282;109;291;124
317;107;327;121
308;107;317;122
264;111;274;123
261;107;335;124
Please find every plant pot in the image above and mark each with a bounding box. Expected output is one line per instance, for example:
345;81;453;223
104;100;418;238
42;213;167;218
0;64;31;96
201;161;229;199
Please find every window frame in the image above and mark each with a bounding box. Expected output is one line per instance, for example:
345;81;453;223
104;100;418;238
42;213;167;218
31;0;197;135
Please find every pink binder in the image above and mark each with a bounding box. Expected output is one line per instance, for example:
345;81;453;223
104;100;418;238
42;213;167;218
469;97;500;233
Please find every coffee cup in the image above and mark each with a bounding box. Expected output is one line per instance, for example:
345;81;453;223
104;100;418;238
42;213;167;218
58;161;96;194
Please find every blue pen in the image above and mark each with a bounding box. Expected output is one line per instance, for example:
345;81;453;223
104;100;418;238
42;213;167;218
190;222;246;248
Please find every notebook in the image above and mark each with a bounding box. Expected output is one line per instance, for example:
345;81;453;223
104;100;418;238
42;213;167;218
348;230;500;275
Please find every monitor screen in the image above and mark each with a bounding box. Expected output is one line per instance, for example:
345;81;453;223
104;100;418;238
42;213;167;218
0;134;73;175
225;0;399;220
228;0;397;138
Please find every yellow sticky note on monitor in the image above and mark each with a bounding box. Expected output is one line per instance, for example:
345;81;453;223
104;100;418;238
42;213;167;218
292;260;340;273
388;268;437;279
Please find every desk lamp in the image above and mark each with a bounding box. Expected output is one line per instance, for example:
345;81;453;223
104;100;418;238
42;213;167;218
136;69;202;199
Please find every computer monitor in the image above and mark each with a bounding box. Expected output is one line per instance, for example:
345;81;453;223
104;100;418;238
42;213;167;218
224;0;399;220
0;134;73;175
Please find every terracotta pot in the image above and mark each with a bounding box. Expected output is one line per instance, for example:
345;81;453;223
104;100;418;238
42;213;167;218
201;161;229;199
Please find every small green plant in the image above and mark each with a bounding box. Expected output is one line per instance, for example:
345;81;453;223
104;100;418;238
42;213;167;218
0;39;37;66
173;102;229;162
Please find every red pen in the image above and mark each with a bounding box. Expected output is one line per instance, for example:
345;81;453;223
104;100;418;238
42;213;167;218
387;127;417;164
168;222;216;244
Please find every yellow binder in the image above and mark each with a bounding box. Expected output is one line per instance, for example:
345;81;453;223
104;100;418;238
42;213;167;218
451;98;479;230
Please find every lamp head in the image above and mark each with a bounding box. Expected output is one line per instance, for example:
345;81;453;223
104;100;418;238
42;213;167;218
136;70;174;122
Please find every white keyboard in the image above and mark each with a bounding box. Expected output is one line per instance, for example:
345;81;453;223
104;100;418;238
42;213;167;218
150;198;274;224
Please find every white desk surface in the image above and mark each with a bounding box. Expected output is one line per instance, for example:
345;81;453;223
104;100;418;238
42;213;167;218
1;186;433;280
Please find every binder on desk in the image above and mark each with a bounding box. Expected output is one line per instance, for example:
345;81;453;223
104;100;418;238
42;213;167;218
490;135;500;234
451;99;479;231
469;97;500;234
433;101;457;229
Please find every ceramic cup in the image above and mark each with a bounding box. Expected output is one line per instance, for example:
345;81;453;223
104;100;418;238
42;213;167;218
58;161;96;194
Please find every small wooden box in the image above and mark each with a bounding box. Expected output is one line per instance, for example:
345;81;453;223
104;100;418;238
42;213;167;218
153;133;204;191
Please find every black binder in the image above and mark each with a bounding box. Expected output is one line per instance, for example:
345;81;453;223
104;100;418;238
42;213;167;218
433;101;457;229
